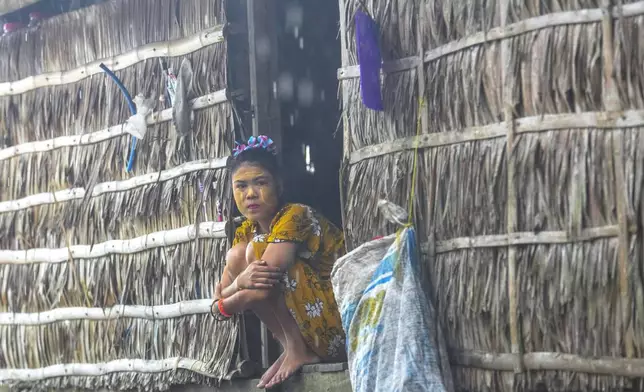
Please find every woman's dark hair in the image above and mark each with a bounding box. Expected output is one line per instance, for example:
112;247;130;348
227;147;281;180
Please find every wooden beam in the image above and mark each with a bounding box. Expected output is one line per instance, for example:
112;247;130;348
0;0;39;16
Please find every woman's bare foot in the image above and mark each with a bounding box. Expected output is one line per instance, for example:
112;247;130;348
264;347;320;388
257;353;285;389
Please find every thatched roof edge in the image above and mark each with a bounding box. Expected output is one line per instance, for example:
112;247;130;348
337;1;644;80
0;221;227;264
0;89;228;161
0;24;224;96
1;299;213;325
0;157;228;213
0;357;218;383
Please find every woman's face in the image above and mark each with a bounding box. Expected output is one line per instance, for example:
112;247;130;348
232;162;280;223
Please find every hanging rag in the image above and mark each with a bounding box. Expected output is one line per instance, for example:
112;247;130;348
173;58;195;137
172;58;196;162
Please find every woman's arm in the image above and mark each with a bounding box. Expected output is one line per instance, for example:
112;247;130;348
216;242;297;314
219;275;239;299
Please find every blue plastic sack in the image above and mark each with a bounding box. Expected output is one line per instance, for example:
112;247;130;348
331;228;451;392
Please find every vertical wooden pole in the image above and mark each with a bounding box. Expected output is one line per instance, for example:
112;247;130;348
246;0;282;369
499;0;523;374
338;0;352;250
338;0;351;163
247;0;282;153
601;0;632;359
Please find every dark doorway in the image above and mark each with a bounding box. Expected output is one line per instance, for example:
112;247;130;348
227;0;343;371
276;0;343;228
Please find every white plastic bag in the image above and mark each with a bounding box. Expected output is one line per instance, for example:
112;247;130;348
332;205;453;392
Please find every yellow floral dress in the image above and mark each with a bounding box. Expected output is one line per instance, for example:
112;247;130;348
233;203;346;361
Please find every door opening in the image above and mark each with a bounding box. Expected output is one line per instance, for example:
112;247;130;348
277;0;343;228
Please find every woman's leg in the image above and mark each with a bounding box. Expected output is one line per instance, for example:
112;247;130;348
226;243;289;387
264;292;320;388
223;244;321;387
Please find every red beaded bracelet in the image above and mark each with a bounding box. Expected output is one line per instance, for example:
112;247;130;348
217;299;233;319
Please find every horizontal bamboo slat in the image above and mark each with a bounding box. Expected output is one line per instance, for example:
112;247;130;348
0;157;228;214
337;1;644;80
0;357;216;382
0;89;228;161
0;299;214;325
349;110;644;163
0;221;227;264
454;350;644;378
0;25;225;96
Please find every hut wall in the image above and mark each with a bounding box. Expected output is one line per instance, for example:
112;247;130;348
0;0;237;390
339;0;644;391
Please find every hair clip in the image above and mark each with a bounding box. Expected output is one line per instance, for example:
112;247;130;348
232;135;277;157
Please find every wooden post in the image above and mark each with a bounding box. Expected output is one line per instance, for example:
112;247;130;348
600;0;633;359
499;0;524;375
337;0;352;250
246;0;282;369
247;0;282;152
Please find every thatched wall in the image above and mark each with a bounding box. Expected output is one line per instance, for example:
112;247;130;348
339;0;644;391
0;0;237;390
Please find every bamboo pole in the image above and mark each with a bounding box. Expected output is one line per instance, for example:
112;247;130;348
0;357;216;382
600;0;633;359
499;0;523;374
349;109;644;163
0;300;215;325
338;0;353;250
0;221;227;264
452;350;644;377
0;25;225;96
337;1;644;80
6;349;644;383
429;224;636;254
0;89;228;162
0;157;227;214
345;223;633;256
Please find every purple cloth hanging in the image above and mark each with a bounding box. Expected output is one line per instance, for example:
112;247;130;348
355;10;383;111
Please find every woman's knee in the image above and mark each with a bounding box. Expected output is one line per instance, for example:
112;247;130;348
245;241;257;263
226;243;247;276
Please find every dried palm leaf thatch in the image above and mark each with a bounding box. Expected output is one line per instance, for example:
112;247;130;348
0;167;229;248
1;314;237;391
6;368;225;392
0;0;226;82
0;223;229;311
340;0;418;64
0;42;227;150
342;74;418;150
339;0;644;390
0;102;233;202
0;2;236;387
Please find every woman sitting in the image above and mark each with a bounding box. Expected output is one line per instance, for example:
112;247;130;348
211;135;346;389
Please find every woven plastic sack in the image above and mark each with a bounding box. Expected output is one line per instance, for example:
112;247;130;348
331;227;452;392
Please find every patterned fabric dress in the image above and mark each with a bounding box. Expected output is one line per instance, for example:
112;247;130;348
233;203;347;361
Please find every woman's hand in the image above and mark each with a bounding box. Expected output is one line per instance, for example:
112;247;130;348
236;260;283;290
214;282;223;300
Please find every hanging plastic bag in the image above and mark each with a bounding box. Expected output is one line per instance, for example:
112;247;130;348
331;201;453;392
124;95;155;139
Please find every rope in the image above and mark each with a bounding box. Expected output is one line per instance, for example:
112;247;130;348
406;97;425;227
